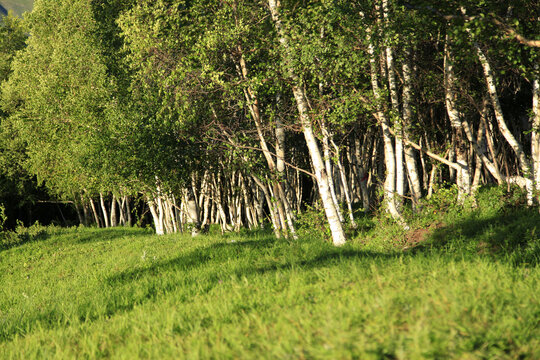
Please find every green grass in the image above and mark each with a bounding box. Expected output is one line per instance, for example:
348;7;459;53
0;0;33;16
1;201;539;359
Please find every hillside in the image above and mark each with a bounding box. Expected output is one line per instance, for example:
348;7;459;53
0;0;33;16
1;199;539;358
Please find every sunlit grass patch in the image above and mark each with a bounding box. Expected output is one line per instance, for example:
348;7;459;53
0;218;539;359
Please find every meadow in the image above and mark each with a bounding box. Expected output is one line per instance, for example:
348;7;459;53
1;188;539;359
0;0;33;16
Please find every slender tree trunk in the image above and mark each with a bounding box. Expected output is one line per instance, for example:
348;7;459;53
365;16;407;228
89;197;101;227
331;139;357;228
201;191;211;228
472;121;486;192
252;175;281;238
532;70;540;202
402;51;422;207
214;174;233;233
235;47;296;238
419;138;429;191
354;136;371;211
74;200;83;226
125;196;132;227
463;19;533;203
99;193;110;228
110;194;117;227
210;200;217;227
148;200;164;235
382;0;405;207
268;180;288;237
253;183;265;229
322;125;344;222
165;196;177;233
444;37;471;203
476;44;529;174
239;173;254;230
234;174;244;232
162;198;172;234
117;197;125;226
428;166;437;198
186;185;201;236
274;106;298;236
295;166;302;213
268;0;346;245
81;195;90;226
276;182;297;238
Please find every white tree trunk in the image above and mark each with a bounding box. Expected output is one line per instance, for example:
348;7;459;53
532;70;540;202
275;106;286;174
117;197;125;226
383;8;405;207
331;139;357;228
365;19;406;228
201;191;211;228
235;48;297;237
465;24;533;204
322;127;344;222
89;197;101;227
276;182;298;239
110;194;117;227
99;193;110;228
472;121;486;192
252;175;282;238
125;196;132;226
444;38;471;203
268;0;346;246
148;198;164;235
239;173;254;230
402;52;422;207
475;44;530;174
428;166;437;198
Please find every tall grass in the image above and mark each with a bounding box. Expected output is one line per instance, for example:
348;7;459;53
1;186;539;359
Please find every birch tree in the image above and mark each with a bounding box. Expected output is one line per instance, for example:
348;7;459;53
267;0;346;246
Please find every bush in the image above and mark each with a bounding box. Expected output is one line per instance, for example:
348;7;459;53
295;204;329;241
0;204;6;231
0;221;50;250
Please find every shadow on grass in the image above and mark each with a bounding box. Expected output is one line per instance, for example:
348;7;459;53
72;227;151;244
106;236;396;286
2;209;538;343
0;230;50;252
410;208;540;267
1;226;149;252
1;236;397;342
101;208;539;325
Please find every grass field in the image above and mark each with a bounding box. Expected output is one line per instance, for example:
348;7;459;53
0;0;33;16
1;190;539;359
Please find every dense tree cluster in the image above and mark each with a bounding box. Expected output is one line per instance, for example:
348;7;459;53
0;0;538;245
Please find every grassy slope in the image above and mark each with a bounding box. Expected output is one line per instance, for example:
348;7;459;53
0;204;539;359
0;0;33;16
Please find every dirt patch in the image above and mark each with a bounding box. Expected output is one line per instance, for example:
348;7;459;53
476;241;501;255
402;222;444;250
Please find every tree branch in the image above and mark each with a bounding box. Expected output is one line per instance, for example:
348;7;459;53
206;135;316;178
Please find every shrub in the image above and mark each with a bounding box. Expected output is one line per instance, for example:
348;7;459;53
0;204;6;231
295;204;329;241
0;221;50;250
